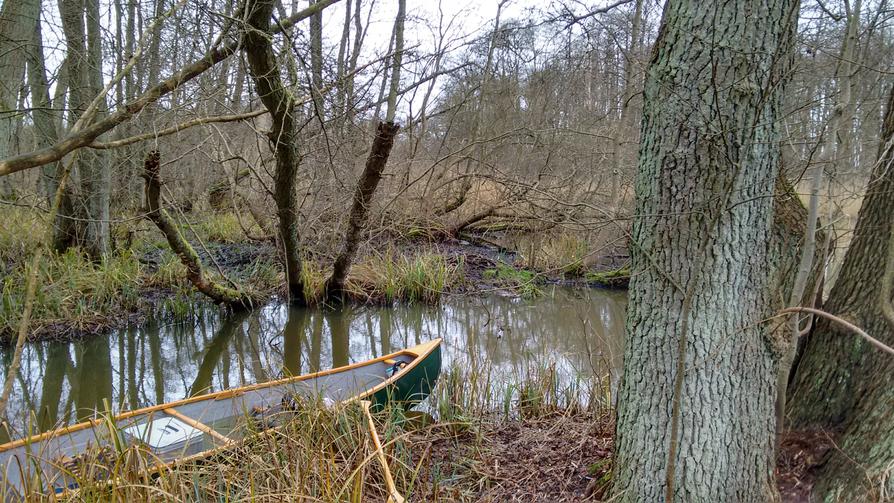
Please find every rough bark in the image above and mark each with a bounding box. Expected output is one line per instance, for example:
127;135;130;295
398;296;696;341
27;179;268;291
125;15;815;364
57;0;111;258
21;0;61;204
243;0;307;304
81;0;111;258
612;0;799;501
787;83;894;501
325;121;400;301
142;150;253;308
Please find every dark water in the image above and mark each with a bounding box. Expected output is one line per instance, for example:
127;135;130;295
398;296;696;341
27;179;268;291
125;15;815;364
0;286;625;435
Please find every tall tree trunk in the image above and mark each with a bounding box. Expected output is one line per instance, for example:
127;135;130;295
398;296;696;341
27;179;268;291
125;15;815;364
308;0;324;117
384;0;405;123
787;83;894;501
243;0;308;304
324;121;399;300
324;0;403;301
124;0;136;101
334;0;351;129
22;0;61;204
0;0;32;197
81;0;111;258
343;0;363;127
59;0;110;258
612;0;799;501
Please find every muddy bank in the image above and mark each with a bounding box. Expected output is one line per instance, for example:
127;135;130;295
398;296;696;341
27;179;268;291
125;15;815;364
6;236;629;344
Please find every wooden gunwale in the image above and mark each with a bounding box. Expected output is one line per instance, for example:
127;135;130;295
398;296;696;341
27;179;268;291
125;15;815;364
0;338;442;453
162;408;233;445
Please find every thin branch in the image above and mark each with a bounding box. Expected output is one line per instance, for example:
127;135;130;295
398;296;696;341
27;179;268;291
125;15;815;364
778;307;894;356
561;0;635;27
89;109;267;149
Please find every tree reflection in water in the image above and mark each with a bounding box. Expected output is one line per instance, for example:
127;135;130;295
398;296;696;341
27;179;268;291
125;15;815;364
0;286;625;434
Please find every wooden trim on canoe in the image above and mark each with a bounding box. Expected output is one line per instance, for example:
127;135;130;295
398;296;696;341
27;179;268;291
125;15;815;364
162;408;233;446
0;338;442;453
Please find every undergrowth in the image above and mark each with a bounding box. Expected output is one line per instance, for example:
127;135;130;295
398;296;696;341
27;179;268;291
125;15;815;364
0;208;469;340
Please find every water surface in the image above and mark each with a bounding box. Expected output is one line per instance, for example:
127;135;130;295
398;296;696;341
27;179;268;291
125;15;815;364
0;286;625;436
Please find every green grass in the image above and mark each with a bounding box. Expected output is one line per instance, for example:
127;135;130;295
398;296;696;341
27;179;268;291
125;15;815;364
586;265;631;288
347;251;464;304
483;262;543;298
185;212;261;244
0;249;144;338
0;209;281;340
0;206;44;264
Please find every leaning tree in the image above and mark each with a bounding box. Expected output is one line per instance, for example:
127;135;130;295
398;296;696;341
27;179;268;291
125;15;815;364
612;0;800;500
787;81;894;500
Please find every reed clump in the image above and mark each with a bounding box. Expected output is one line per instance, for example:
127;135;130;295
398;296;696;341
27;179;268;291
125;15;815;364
0;249;143;339
347;251;464;304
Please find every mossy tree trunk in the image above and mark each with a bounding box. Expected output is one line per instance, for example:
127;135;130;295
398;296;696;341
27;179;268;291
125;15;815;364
612;0;799;501
242;0;309;304
143;150;253;308
787;82;894;501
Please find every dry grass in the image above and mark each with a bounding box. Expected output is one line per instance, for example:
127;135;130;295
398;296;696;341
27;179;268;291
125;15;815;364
5;365;614;502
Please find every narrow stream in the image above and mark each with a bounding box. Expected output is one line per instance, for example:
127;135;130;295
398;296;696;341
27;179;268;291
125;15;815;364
0;286;625;435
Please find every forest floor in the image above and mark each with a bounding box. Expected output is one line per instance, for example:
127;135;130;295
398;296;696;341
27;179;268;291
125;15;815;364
417;415;831;502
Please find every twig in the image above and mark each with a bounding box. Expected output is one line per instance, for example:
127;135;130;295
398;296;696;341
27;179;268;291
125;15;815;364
0;250;42;418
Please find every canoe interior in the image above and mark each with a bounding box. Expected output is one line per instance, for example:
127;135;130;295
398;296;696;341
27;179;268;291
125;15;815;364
0;341;440;499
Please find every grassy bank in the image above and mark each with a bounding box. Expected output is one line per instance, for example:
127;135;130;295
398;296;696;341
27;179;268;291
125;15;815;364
0;204;626;342
3;361;826;502
8;365;614;502
0;208;471;341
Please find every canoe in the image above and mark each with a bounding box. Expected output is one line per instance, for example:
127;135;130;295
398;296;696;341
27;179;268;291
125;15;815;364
0;338;442;498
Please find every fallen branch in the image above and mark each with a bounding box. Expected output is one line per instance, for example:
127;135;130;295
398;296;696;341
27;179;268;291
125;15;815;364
89;109;267;149
777;307;894;356
142;150;253;308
